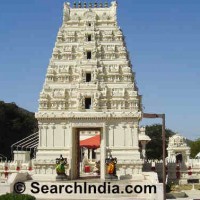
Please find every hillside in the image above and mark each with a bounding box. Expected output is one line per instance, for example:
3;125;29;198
0;101;38;160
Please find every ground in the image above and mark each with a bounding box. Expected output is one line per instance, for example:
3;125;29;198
170;184;200;191
166;184;200;200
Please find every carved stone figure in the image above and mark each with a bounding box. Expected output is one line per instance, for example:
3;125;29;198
56;155;67;180
105;152;118;180
77;93;83;108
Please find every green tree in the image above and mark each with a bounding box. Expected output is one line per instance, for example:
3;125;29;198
190;138;200;158
0;101;38;160
145;124;175;160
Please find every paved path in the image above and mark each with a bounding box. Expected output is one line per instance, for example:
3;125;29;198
166;189;200;200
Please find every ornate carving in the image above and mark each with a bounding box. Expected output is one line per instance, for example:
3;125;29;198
37;3;142;124
83;10;96;21
77;93;83;109
53;89;65;99
71;13;80;21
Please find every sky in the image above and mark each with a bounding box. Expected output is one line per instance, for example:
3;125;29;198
0;0;199;140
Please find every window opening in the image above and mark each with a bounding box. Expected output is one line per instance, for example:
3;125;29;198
88;34;92;41
86;73;91;82
85;98;91;109
87;51;92;59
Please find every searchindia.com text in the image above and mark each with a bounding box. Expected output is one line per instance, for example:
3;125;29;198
14;181;157;195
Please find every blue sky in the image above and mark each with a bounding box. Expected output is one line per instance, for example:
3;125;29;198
0;0;199;140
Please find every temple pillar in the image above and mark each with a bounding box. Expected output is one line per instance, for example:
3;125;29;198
133;124;139;149
100;123;107;180
89;149;93;161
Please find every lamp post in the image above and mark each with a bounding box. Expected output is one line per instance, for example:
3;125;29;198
143;113;166;200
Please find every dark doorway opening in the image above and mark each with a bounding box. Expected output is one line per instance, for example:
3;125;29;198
85;98;91;109
87;51;92;59
86;73;91;82
176;153;183;163
88;34;92;41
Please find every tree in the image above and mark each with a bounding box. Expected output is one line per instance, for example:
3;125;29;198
0;101;38;160
190;138;200;158
145;124;175;160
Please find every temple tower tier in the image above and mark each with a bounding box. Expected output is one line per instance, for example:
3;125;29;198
35;1;143;180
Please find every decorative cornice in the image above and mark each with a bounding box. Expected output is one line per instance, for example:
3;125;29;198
35;111;142;120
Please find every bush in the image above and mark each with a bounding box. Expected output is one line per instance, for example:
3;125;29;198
166;181;176;193
0;193;36;200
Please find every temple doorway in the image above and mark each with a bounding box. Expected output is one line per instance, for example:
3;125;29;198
71;128;101;179
176;153;183;163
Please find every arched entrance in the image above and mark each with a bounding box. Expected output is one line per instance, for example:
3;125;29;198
176;153;183;163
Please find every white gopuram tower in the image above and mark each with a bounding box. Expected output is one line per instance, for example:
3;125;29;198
35;1;143;180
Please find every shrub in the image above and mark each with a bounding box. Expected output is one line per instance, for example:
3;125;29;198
0;193;36;200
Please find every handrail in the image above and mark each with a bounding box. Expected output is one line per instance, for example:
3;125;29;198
11;132;39;159
16;136;38;149
29;144;38;149
21;139;39;149
25;141;39;149
11;132;38;147
0;154;7;162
